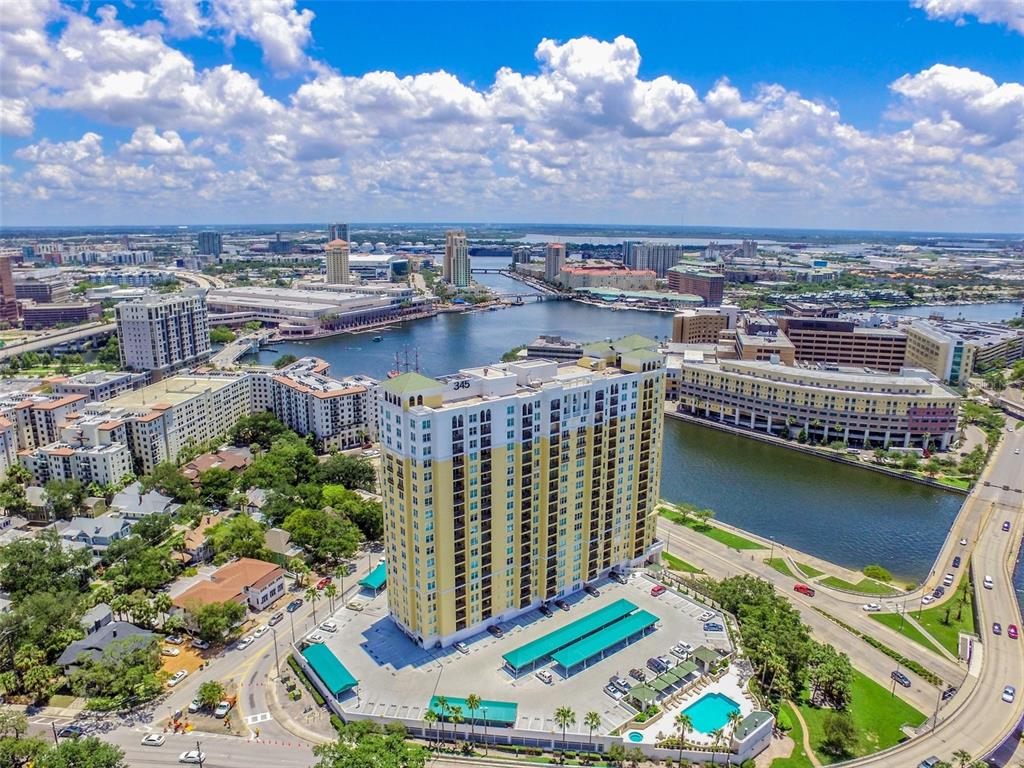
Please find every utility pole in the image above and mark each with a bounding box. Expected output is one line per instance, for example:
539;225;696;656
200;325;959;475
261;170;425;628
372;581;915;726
50;722;58;746
270;626;281;679
289;610;296;645
196;739;205;767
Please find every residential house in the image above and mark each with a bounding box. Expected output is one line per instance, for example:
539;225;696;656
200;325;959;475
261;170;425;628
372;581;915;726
24;485;51;522
180;448;251;487
110;481;177;521
81;497;106;517
81;602;114;635
61;513;132;554
175;514;221;565
265;528;303;566
172;557;286;614
56;621;156;671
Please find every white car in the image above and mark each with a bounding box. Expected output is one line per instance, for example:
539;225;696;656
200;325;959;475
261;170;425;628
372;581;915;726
862;603;881;612
346;602;364;611
189;638;210;650
921;595;936;605
236;636;254;650
168;670;188;687
535;669;553;684
984;575;994;590
188;698;201;713
141;734;165;747
253;625;270;638
698;610;715;623
453;641;469;654
320;620;338;633
214;700;232;718
179;749;206;764
306;633;325;644
161;646;180;656
959;538;968;546
1002;685;1016;703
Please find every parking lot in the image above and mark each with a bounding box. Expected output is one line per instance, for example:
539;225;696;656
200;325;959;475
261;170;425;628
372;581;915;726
310;572;731;737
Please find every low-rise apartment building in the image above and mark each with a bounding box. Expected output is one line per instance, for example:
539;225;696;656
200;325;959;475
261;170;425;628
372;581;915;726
52;370;149;402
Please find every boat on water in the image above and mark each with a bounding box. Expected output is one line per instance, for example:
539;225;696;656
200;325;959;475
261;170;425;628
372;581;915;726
372;335;383;342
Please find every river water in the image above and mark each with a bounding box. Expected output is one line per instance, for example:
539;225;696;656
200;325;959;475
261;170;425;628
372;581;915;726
246;271;1020;584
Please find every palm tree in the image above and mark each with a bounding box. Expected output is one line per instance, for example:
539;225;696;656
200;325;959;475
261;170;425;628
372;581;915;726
110;594;129;621
725;710;743;764
423;709;438;751
710;728;725;765
952;750;972;768
304;586;320;624
152;592;173;628
435;696;449;749
449;705;464;748
584;711;601;752
554;706;576;757
323;582;338;613
91;582;114;607
674;712;692;765
466;693;481;744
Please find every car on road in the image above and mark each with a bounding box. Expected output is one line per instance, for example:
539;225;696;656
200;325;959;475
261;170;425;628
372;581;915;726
161;646;180;656
793;583;815;597
932;586;945;598
487;625;504;638
918;758;941;768
1008;624;1019;639
993;622;1002;636
1016;448;1020;455
959;537;968;546
236;635;254;650
539;603;553;618
141;734;165;747
188;698;201;713
453;641;469;654
703;622;724;632
535;669;553;684
1003;521;1012;532
165;635;184;645
269;612;284;626
214;701;232;718
317;577;332;590
647;656;667;673
921;595;935;605
952;556;961;568
168;670;188;686
609;676;630;693
189;638;210;650
555;599;570;611
57;725;83;739
984;575;994;589
253;625;270;638
306;633;325;644
179;749;206;764
320;620;338;633
891;670;911;688
941;686;957;701
287;599;304;612
650;584;667;597
942;573;954;587
584;583;600;597
610;571;628;584
698;610;715;623
629;668;646;681
603;684;623;700
1003;685;1016;703
862;603;881;612
346;601;364;611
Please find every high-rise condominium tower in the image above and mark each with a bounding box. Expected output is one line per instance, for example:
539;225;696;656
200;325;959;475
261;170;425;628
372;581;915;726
115;291;211;379
377;335;665;648
545;243;566;282
325;239;351;284
443;230;470;288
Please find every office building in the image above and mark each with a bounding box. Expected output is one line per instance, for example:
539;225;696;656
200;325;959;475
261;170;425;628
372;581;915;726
671;307;739;344
197;231;223;257
443;230;471;288
905;319;1023;384
623;242;686;277
776;316;907;373
524;335;584;361
328;223;350;243
52;370;149;402
667;266;725;306
719;316;796;365
0;258;20;325
115;291;211;378
670;358;959;450
377;335;665;648
545;243;566;282
21;302;102;329
14;274;71;303
325;239;351;284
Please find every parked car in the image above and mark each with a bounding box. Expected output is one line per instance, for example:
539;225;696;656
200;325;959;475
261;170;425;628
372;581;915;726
793;583;815;597
179;749;206;764
1008;625;1019;640
952;556;961;568
453;641;469;654
584;583;600;597
918;758;941;768
604;684;623;700
141;734;165;747
993;622;1002;636
862;603;881;612
287;599;304;613
168;670;188;687
253;625;270;638
891;670;911;688
269;612;284;626
941;686;957;701
317;577;332;590
555;600;570;611
670;644;691;659
647;656;667;673
346;601;364;611
189;638;210;650
698;610;715;623
1003;685;1016;703
306;633;325;644
539;603;553;618
535;669;553;685
609;676;630;693
657;655;674;669
650;584;667;597
57;725;83;739
188;698;201;713
320;620;338;633
164;635;184;645
1003;521;1012;532
629;668;646;682
161;647;180;657
703;622;724;632
213;701;232;718
984;575;994;590
610;571;628;584
487;625;504;638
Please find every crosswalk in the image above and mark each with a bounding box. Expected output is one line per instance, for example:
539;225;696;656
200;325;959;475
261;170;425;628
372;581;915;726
244;711;273;725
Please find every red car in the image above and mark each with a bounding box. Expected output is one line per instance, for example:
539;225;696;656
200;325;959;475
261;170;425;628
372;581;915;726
1009;625;1019;640
650;584;666;597
794;583;816;597
316;577;332;590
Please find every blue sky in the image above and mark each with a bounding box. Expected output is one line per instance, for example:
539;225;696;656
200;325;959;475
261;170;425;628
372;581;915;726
2;1;1022;230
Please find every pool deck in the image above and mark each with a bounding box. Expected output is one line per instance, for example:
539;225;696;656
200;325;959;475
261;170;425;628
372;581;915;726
628;670;755;745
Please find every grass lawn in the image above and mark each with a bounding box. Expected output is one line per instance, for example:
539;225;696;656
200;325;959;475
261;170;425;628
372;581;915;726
659;508;766;550
16;364;106;377
662;552;702;573
935;476;972;490
797;562;825;579
46;694;78;707
766;558;797;579
869;612;944;656
799;669;925;764
912;577;975;656
819;575;899;596
770;701;815;768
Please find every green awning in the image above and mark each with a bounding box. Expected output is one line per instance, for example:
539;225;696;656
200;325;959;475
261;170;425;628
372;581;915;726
359;562;386;590
649;677;671;692
674;660;699;677
628;685;657;704
551;609;658;669
429;696;517;727
301;644;357;697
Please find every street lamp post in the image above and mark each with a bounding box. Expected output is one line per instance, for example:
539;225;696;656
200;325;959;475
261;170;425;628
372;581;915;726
270;627;281;679
196;739;205;768
289;610;296;645
768;536;775;562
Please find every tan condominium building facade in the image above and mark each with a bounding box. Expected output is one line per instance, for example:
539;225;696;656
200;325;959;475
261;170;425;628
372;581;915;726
671;359;959;450
324;239;351;284
443;230;471;288
377;335;666;648
776;316;908;373
671;307;738;344
905;319;1022;384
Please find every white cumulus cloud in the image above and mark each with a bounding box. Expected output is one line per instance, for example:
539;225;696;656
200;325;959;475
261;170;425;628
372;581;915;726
912;0;1024;34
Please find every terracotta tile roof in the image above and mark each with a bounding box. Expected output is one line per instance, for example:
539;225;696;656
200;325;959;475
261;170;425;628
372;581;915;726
33;394;86;411
172;557;283;610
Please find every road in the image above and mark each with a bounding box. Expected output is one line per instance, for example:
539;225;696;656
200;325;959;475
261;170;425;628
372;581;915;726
0;322;116;359
210;330;273;368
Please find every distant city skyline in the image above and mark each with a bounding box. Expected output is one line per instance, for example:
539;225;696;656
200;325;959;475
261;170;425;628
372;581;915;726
1;1;1021;232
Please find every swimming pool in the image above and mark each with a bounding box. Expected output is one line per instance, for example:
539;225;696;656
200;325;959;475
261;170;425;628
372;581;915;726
681;692;740;734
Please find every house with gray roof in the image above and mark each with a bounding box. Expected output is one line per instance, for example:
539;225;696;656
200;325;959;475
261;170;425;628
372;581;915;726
61;513;132;553
56;621;155;671
110;481;178;520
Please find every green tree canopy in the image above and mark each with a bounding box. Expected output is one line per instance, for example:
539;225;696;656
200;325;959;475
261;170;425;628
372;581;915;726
199;466;237;506
314;453;377;492
188;600;247;643
102;536;180;592
206;514;270;562
43;479;85;520
283;507;362;565
229;411;289;448
69;637;162;709
140;461;197;503
322;485;383;541
0;530;91;599
34;736;127;768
